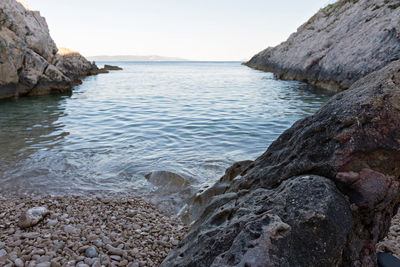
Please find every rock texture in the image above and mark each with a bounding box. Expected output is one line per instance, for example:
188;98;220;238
245;0;400;91
162;61;400;267
0;0;104;100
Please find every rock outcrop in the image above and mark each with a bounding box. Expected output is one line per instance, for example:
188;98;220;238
0;0;104;100
245;0;400;91
162;61;400;266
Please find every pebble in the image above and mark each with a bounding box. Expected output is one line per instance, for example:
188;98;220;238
14;258;24;267
85;246;98;258
0;193;188;266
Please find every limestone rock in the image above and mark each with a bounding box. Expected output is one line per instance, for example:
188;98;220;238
54;48;105;78
0;0;105;100
18;206;50;229
245;0;400;91
162;61;400;266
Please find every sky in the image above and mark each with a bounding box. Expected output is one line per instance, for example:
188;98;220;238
23;0;335;61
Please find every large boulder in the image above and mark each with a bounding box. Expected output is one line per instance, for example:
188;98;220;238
0;0;103;99
162;61;400;266
245;0;400;91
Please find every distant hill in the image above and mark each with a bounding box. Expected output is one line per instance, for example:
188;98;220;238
86;55;188;62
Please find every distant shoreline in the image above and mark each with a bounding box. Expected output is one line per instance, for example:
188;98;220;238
92;60;244;63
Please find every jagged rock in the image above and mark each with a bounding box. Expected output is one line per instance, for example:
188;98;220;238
103;64;123;71
18;206;50;229
54;48;107;78
162;61;400;266
180;160;253;224
245;0;400;91
0;0;105;100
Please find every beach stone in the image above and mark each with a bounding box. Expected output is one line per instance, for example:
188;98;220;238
0;249;7;258
36;262;51;267
18;207;50;229
47;219;58;227
14;258;24;267
85;246;98;258
110;255;121;261
64;225;79;235
105;244;124;256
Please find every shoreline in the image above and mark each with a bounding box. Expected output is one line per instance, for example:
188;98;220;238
0;193;187;267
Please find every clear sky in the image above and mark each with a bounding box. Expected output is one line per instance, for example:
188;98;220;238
23;0;334;61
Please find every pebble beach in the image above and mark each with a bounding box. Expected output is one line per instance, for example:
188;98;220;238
0;193;188;267
377;208;400;259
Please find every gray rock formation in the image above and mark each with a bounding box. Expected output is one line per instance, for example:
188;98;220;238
0;0;104;100
245;0;400;91
162;61;400;266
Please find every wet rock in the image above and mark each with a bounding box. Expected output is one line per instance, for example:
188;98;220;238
162;61;400;266
18;207;50;229
180;160;253;224
145;171;191;191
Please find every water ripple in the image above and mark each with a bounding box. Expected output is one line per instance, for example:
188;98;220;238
0;62;333;195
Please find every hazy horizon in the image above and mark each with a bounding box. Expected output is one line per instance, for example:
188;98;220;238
24;0;335;61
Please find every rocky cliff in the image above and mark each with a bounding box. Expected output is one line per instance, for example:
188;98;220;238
0;0;103;100
245;0;400;91
163;59;400;267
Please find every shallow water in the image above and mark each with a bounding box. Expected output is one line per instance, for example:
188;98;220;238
0;62;333;196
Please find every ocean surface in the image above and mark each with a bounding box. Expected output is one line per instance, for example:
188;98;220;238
0;62;333;199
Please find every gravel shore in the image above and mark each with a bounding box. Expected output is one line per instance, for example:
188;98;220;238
1;192;399;267
377;208;400;259
0;193;188;267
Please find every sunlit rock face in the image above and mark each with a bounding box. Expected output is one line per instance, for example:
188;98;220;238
162;61;400;266
0;0;100;99
245;0;400;91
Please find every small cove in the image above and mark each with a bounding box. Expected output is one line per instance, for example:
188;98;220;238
0;62;333;200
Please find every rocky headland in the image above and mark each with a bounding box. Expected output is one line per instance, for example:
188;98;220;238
244;0;400;91
0;0;118;100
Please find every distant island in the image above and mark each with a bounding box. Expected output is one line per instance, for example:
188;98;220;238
87;55;188;62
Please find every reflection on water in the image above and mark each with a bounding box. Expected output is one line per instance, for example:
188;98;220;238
0;62;334;196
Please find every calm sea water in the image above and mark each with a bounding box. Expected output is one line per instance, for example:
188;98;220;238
0;62;332;197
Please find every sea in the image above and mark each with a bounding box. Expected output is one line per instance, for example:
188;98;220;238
0;61;333;206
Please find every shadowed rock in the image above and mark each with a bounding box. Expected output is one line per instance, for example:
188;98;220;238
162;60;400;266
